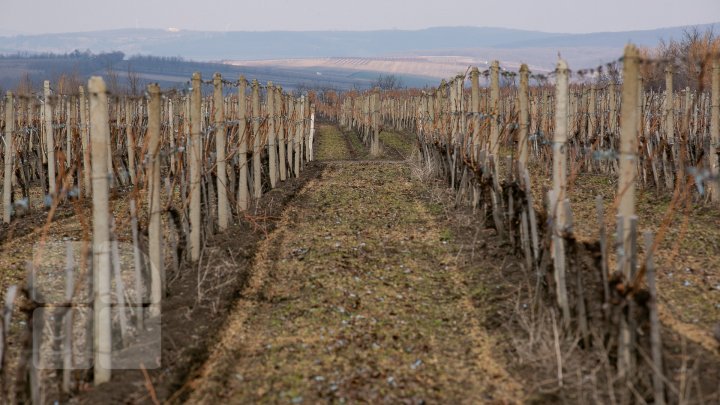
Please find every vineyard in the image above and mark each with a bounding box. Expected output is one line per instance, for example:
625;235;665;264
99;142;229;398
0;41;718;404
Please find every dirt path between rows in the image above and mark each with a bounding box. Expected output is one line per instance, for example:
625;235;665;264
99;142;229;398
179;126;521;403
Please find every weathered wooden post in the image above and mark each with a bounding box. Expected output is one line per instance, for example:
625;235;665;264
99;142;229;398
237;77;249;211
213;73;229;229
251;80;262;197
190;73;202;261
552;59;571;325
267;82;278;188
3;92;13;223
147;83;163;316
518;64;530;173
88;76;112;384
44;81;56;196
710;56;719;204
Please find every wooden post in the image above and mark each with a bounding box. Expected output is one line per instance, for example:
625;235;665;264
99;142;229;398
251;80;262;197
618;45;639;278
3;92;13;223
213;73;229;229
44;81;56;196
267;82;278;188
237;77;249;211
518;64;530;173
710;57;719;204
147;83;163;316
190;73;202;261
552;59;571;325
88;76;112;384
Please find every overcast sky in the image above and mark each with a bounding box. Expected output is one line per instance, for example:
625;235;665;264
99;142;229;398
1;0;718;35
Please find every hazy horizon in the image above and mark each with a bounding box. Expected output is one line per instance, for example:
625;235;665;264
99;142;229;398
1;0;718;36
3;22;720;37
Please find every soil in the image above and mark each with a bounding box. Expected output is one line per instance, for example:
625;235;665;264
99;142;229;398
2;122;717;403
68;163;325;404
181;128;521;403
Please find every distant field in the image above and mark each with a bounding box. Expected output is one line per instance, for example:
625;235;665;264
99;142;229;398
227;56;483;80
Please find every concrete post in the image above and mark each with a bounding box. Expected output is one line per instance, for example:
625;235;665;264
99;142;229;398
309;106;315;161
88;76;112;384
588;84;596;141
294;98;302;176
518;64;530;173
489;61;500;159
213;73;229;229
663;67;675;191
470;67;480;161
168;98;175;176
251;80;262;197
287;96;296;177
147;83;163;316
237;77;249;211
44;81;56;196
552;59;571;325
267;82;277;188
303;95;310;165
618;45;640;277
190;73;202;261
711;56;720;203
4;92;14;223
370;92;380;156
277;87;287;181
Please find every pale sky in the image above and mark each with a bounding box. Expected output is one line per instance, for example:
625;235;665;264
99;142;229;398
1;0;718;35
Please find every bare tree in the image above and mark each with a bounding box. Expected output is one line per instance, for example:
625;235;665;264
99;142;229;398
106;65;120;95
640;26;719;90
372;74;404;90
127;64;142;96
16;72;34;95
